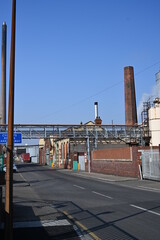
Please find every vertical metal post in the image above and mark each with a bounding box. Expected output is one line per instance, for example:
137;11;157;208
86;127;91;173
44;127;46;138
105;128;108;138
87;136;90;174
29;128;31;138
73;128;75;138
94;126;98;150
5;1;16;240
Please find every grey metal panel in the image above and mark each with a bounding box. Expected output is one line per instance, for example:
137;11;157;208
79;156;85;171
142;150;160;180
31;156;39;164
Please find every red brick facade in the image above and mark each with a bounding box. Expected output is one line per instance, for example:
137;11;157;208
91;146;139;178
39;138;50;165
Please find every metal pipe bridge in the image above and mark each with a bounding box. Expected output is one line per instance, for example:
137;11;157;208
0;124;147;145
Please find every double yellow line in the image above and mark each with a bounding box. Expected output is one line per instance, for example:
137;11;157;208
63;211;101;240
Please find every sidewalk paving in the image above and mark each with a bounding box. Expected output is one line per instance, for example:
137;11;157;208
57;168;160;192
58;169;136;181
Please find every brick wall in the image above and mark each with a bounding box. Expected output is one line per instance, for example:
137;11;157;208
92;147;131;160
91;146;139;178
39;138;51;165
39;148;45;165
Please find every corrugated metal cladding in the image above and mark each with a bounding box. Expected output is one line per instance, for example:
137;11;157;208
26;146;39;163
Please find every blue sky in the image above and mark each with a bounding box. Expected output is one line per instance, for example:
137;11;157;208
0;0;160;124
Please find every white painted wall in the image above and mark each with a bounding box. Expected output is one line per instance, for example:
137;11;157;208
149;101;160;146
26;146;39;163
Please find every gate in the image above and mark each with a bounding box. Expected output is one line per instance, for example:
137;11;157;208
142;150;160;180
79;156;85;171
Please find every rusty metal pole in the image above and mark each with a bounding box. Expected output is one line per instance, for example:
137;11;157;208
5;0;16;239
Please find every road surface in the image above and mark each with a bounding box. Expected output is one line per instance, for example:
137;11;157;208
11;163;160;239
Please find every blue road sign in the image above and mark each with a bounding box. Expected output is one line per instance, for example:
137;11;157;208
0;132;22;144
14;133;22;143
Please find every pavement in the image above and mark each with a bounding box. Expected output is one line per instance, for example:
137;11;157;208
1;165;160;240
58;169;137;182
57;168;160;192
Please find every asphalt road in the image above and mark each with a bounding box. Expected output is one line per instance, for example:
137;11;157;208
14;163;160;240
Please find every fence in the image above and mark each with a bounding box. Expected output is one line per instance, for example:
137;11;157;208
142;150;160;180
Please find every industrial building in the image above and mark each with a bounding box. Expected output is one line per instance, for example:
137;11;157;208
38;66;160;180
39;102;133;172
0;20;159;180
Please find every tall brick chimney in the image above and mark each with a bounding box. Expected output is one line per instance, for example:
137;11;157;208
1;22;7;125
124;66;137;125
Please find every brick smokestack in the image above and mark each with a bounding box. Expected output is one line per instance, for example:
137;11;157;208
1;22;7;124
124;66;137;125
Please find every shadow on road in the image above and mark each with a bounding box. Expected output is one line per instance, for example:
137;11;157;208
42;199;160;240
0;200;80;240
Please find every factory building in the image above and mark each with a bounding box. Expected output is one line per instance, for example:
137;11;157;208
36;66;160;179
39;101;133;174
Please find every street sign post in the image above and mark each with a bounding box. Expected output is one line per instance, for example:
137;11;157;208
0;132;22;144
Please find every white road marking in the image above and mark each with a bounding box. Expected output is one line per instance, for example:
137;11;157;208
73;185;85;190
130;204;160;216
19;172;28;183
0;220;70;229
92;191;113;199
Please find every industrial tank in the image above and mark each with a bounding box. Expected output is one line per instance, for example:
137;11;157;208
149;98;160;146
